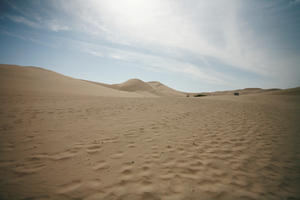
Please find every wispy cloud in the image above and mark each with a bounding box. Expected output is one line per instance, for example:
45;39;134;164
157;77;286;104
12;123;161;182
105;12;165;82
3;0;71;33
51;0;299;78
5;15;40;29
69;39;231;85
46;20;70;32
5;14;70;32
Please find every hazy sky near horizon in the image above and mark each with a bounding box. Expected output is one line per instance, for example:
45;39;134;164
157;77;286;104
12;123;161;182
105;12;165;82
0;0;299;92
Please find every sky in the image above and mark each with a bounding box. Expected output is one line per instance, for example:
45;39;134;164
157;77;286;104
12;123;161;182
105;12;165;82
0;0;299;92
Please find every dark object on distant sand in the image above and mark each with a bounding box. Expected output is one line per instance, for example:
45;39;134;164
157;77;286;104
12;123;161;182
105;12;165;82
186;94;190;97
194;94;207;97
234;92;239;96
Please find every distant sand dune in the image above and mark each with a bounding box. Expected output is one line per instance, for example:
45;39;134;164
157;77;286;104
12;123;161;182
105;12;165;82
266;87;300;95
115;79;155;92
86;79;185;97
195;88;295;96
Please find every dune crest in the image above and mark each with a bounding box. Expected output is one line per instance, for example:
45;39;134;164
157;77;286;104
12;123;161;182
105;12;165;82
115;79;154;92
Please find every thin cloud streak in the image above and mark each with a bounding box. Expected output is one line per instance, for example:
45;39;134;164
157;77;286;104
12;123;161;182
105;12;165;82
73;39;231;85
52;0;299;78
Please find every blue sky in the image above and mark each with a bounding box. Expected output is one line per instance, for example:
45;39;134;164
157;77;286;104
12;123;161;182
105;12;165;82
0;0;299;92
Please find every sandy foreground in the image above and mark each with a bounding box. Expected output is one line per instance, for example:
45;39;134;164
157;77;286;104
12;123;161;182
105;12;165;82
0;65;300;200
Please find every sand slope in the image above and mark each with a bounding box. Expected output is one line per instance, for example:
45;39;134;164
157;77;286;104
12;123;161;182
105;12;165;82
0;64;184;98
0;64;300;200
0;64;142;97
147;81;185;97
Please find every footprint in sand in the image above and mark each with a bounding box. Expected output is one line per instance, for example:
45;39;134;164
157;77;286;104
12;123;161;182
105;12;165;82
14;160;46;175
159;169;177;181
57;180;82;194
127;142;136;148
50;150;78;161
84;179;102;190
151;151;161;160
119;162;135;182
86;144;102;154
29;153;50;161
145;137;154;143
165;145;175;152
124;132;137;139
0;160;14;168
110;151;124;159
49;144;83;161
57;179;102;197
92;160;110;171
2;142;14;151
102;136;119;144
137;178;155;194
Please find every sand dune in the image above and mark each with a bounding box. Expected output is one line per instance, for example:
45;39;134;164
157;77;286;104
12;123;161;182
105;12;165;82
0;64;142;97
87;79;185;97
0;64;183;98
0;64;300;200
111;79;159;97
114;79;155;92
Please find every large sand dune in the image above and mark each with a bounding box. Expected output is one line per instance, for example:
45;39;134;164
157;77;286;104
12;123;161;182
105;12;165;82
0;65;143;97
0;64;184;97
0;64;300;200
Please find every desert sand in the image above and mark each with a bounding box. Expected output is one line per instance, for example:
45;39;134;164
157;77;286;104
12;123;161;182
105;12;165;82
0;64;300;200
